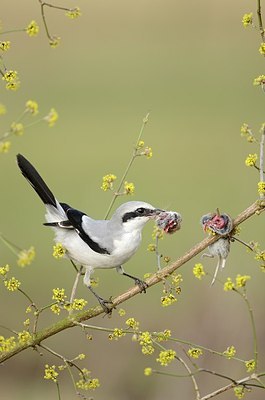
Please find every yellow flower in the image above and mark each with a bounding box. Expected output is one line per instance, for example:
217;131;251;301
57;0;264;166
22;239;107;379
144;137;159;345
137;140;145;149
2;70;18;82
144;146;153;158
188;347;203;359
0;335;16;352
70;298;87;310
144;367;152;376
259;42;265;55
0;103;7;115
245;153;257;167
193;263;206;280
161;293;177;307
0;141;11;153
0;41;11;51
234;386;245;399
26;20;39;37
44;108;58;127
139;331;155;355
0;264;10;275
53;243;66;259
18;330;32;344
25;100;39;115
50;304;61;315
44;364;58;382
52;288;67;302
242;13;253;28
10;122;24;136
156;349;176;366
101;174;117;191
49;36;61;48
223;345;236;359
4;277;21;291
236;274;251;288
245;359;255;372
125;317;139;330
223;277;234;291
240;123;255;142
124;181;135;195
118;308;126;317
17;246;35;267
6;81;20;91
147;243;156;252
253;75;265;86
65;7;81;19
109;328;126;340
258;181;265;194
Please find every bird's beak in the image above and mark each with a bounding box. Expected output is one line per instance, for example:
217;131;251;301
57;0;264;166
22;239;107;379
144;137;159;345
153;208;165;216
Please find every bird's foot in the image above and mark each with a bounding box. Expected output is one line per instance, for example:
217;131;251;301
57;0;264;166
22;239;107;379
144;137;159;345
134;278;148;293
97;297;114;314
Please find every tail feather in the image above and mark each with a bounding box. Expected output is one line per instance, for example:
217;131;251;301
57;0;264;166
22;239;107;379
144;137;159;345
17;154;57;207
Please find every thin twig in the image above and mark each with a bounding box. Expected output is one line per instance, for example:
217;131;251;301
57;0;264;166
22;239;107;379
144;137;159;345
104;113;149;219
257;0;265;42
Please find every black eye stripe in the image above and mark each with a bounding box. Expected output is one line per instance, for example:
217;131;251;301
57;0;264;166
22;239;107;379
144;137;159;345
122;208;152;223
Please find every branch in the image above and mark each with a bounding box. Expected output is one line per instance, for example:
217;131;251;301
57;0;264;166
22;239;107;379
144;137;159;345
0;199;264;364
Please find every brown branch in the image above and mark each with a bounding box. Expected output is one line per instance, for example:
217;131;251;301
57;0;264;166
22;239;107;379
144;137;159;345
0;199;264;364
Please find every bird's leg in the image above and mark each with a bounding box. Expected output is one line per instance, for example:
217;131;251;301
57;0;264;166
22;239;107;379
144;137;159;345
84;269;113;314
116;266;148;293
87;285;113;314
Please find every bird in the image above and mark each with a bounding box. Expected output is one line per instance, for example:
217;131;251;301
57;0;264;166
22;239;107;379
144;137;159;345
16;154;166;312
201;213;233;285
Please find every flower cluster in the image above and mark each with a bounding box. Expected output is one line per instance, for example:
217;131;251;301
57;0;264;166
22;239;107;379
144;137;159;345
258;181;265;195
193;263;206;280
101;174;117;191
259;42;265;56
223;345;236;359
18;330;32;345
154;329;171;342
161;292;177;307
245;153;257;167
53;243;66;259
138;331;155;355
124;181;135;195
2;70;20;91
235;274;251;288
70;298;87;311
234;385;245;399
0;335;16;353
65;7;81;19
4;277;21;291
44;108;58;127
242;13;253;28
52;288;67;302
26;100;39;115
188;347;203;359
245;359;255;372
26;20;39;37
156;349;176;366
0;264;10;276
240;123;255;143
125;317;140;330
136;140;153;158
76;369;100;391
0;41;11;51
44;364;58;383
253;75;265;87
223;277;235;291
109;328;126;341
17;246;36;267
144;367;152;376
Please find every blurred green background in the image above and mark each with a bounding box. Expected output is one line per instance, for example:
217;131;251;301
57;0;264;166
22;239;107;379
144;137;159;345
1;0;265;399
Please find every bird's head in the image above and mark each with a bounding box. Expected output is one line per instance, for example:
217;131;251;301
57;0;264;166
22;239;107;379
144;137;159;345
111;201;164;231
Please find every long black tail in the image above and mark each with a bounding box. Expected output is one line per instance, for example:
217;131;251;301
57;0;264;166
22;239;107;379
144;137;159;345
17;154;57;207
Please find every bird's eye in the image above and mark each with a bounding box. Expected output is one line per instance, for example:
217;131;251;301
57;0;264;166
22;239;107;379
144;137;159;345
136;207;146;215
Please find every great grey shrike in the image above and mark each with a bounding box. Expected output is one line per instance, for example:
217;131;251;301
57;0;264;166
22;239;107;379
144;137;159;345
17;154;168;312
